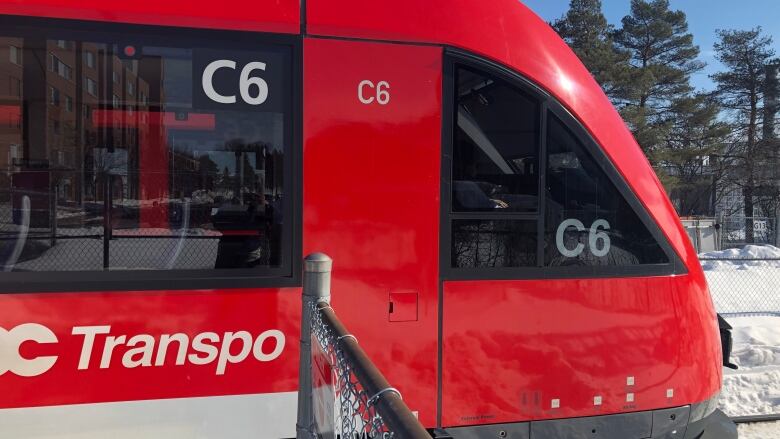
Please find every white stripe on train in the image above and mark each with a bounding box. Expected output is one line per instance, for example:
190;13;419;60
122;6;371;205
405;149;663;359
0;392;297;438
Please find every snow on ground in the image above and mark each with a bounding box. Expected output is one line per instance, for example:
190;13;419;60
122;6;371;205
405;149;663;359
718;316;780;417
737;421;780;439
698;247;780;423
701;244;780;263
701;244;780;271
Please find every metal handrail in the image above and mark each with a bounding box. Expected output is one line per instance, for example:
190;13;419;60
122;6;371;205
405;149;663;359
296;253;430;439
731;413;780;424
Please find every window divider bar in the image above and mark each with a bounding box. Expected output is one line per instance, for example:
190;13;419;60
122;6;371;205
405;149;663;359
449;213;540;221
537;101;548;267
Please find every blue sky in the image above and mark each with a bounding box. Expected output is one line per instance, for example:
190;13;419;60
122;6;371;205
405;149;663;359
521;0;780;91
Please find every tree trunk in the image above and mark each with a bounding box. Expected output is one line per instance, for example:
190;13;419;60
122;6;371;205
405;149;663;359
744;85;759;244
744;184;754;243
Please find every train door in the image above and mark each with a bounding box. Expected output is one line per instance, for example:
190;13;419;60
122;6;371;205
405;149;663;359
302;38;442;426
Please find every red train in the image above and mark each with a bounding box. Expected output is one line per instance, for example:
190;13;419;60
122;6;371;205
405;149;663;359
0;1;735;438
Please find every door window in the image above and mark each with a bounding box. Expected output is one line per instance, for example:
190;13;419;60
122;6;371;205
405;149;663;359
448;66;541;268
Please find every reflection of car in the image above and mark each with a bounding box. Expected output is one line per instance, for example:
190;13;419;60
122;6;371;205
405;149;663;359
210;198;270;231
211;196;273;268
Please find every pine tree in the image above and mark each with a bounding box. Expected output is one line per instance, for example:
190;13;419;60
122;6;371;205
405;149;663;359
711;27;777;242
613;0;705;158
653;94;729;215
552;0;629;99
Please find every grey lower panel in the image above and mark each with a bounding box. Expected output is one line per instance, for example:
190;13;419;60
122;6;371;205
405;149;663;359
652;406;691;438
530;411;651;439
446;404;732;439
447;422;530;439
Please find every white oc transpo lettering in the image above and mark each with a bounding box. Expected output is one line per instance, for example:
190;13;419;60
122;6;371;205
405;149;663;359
0;324;285;377
0;323;59;377
71;326;286;375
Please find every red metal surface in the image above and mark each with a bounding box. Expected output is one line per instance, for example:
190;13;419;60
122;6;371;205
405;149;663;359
441;275;721;426
389;291;419;322
302;37;442;426
0;289;300;408
0;0;299;33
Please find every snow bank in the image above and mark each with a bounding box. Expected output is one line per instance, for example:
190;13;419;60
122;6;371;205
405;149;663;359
718;316;780;417
701;244;780;260
700;244;780;271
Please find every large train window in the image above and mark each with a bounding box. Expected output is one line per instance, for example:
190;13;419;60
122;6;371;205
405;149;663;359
0;18;299;291
449;67;540;268
544;113;669;266
443;53;679;278
453;68;539;213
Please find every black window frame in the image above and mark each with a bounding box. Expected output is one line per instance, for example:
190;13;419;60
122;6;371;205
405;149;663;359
441;49;684;281
0;15;302;293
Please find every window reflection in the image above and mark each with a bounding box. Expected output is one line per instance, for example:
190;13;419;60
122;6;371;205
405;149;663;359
452;219;537;268
544;114;668;266
453;68;539;212
0;34;290;272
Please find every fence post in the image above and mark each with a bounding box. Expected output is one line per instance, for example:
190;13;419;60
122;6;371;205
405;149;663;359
775;206;780;247
296;253;333;439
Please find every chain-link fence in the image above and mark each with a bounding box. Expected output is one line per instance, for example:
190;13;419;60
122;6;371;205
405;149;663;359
718;216;779;250
700;252;780;419
297;254;428;439
701;256;780;317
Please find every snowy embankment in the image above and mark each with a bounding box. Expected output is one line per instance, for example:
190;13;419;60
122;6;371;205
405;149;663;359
718;316;780;417
698;245;780;422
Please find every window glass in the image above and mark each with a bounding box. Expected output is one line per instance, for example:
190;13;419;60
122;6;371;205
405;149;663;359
9;45;21;65
0;31;292;273
452;219;536;268
544;114;668;266
453;68;539;212
449;66;540;269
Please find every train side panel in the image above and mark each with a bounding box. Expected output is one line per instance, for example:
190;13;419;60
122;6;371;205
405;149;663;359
0;0;300;34
441;275;721;426
302;37;443;427
0;289;300;437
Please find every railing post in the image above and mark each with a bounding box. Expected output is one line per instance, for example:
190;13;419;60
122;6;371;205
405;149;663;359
296;253;332;439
